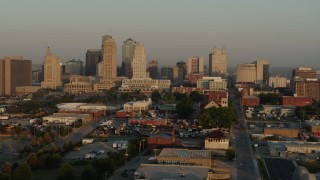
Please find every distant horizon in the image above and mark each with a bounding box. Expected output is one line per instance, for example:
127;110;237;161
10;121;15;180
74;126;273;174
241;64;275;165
1;1;319;68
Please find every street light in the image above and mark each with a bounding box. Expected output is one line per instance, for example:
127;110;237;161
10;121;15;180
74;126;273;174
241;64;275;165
124;149;128;170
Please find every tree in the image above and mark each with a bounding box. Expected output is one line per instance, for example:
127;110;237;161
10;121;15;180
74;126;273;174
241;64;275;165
81;165;98;180
176;97;194;119
0;173;10;180
13;163;33;180
26;153;38;169
58;163;75;180
151;90;162;103
2;162;12;176
307;136;318;142
189;91;202;102
226;149;236;161
199;107;237;129
44;132;52;144
163;92;175;102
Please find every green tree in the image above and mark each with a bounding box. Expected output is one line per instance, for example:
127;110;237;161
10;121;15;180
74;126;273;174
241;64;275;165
81;165;98;180
13;163;33;180
163;92;175;102
176;97;194;119
189;91;202;102
26;153;38;169
0;173;10;180
173;92;187;101
2;162;12;176
200;107;237;128
151;90;162;103
44;132;52;144
226;149;236;161
57;163;75;180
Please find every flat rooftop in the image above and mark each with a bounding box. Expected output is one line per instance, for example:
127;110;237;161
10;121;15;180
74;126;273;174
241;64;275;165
158;148;211;159
135;164;209;180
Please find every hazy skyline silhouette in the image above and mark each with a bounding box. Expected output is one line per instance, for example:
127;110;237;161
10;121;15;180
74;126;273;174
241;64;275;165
0;0;319;68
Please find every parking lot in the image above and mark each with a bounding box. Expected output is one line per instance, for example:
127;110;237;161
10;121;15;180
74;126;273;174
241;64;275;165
64;141;117;159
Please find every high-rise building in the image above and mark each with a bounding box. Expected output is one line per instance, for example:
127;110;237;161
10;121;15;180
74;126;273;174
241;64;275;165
101;35;117;83
85;49;102;76
292;67;317;79
160;67;173;80
236;59;270;84
209;47;227;77
236;64;257;83
254;59;270;84
176;61;187;85
148;60;159;79
0;56;32;95
293;79;320;101
32;70;43;85
65;59;83;75
41;47;62;89
187;57;204;75
122;38;136;78
132;42;147;79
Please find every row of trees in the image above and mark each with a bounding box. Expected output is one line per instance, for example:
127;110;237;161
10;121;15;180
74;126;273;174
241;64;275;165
151;90;203;104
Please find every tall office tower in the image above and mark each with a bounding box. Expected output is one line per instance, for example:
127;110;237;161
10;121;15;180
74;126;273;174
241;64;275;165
132;42;147;78
122;38;136;78
176;61;187;84
160;67;173;80
148;60;159;79
254;59;270;84
186;56;204;75
293;79;320;101
32;70;43;84
0;56;32;95
292;67;317;79
41;47;62;89
236;64;257;83
209;47;227;77
101;35;117;82
85;49;102;76
65;59;83;75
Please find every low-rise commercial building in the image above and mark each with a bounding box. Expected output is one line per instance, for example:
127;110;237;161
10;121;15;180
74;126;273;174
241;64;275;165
197;77;227;90
242;96;260;107
123;98;152;113
118;78;171;92
204;130;229;150
282;96;312;107
157;148;212;167
264;128;299;138
128;118;168;126
15;86;40;95
305;120;320;136
134;164;209;180
43;113;92;124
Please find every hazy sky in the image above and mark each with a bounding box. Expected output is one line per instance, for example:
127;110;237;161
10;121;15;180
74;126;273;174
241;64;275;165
0;0;319;68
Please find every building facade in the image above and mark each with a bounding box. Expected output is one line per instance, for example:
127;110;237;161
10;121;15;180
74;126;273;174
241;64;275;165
293;78;320;101
101;35;117;83
148;60;159;79
236;64;257;83
41;47;62;89
122;38;136;78
292;67;317;79
197;77;227;90
65;59;83;75
187;56;204;75
269;76;288;88
85;49;102;76
119;78;171;92
209;47;227;77
255;59;270;84
0;56;32;95
132;42;147;78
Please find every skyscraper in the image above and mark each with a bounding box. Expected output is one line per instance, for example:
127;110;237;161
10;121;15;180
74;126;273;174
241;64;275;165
0;56;32;95
235;59;270;84
187;56;204;75
65;59;83;75
254;59;270;84
41;47;62;89
101;35;117;82
122;38;136;78
85;49;102;76
132;42;147;79
148;60;159;79
209;47;227;77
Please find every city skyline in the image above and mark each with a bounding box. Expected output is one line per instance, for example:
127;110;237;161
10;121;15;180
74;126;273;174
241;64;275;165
0;1;319;68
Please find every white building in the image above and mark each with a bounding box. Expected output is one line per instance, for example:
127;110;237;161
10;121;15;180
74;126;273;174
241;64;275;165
123;98;152;113
197;77;227;90
204;130;229;150
269;76;288;88
43;113;92;124
118;78;171;92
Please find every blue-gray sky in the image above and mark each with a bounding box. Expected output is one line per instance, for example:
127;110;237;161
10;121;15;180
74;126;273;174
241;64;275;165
0;0;319;68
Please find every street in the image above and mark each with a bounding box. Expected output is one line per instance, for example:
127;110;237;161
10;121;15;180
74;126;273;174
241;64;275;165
230;88;261;180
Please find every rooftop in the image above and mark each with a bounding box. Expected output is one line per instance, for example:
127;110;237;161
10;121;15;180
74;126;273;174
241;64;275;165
158;148;211;159
135;164;209;180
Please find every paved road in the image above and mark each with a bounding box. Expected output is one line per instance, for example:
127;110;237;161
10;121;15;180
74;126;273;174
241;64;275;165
230;88;261;180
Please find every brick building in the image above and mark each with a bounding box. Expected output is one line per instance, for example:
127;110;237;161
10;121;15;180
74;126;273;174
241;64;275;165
282;96;312;107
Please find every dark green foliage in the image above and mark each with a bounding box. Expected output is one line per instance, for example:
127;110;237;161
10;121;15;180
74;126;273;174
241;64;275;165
176;97;194;119
173;92;187;101
81;165;98;180
199;106;237;128
151;90;162;103
189;91;202;102
307;136;318;142
57;163;75;180
13;163;33;180
163;92;175;102
226;149;236;161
